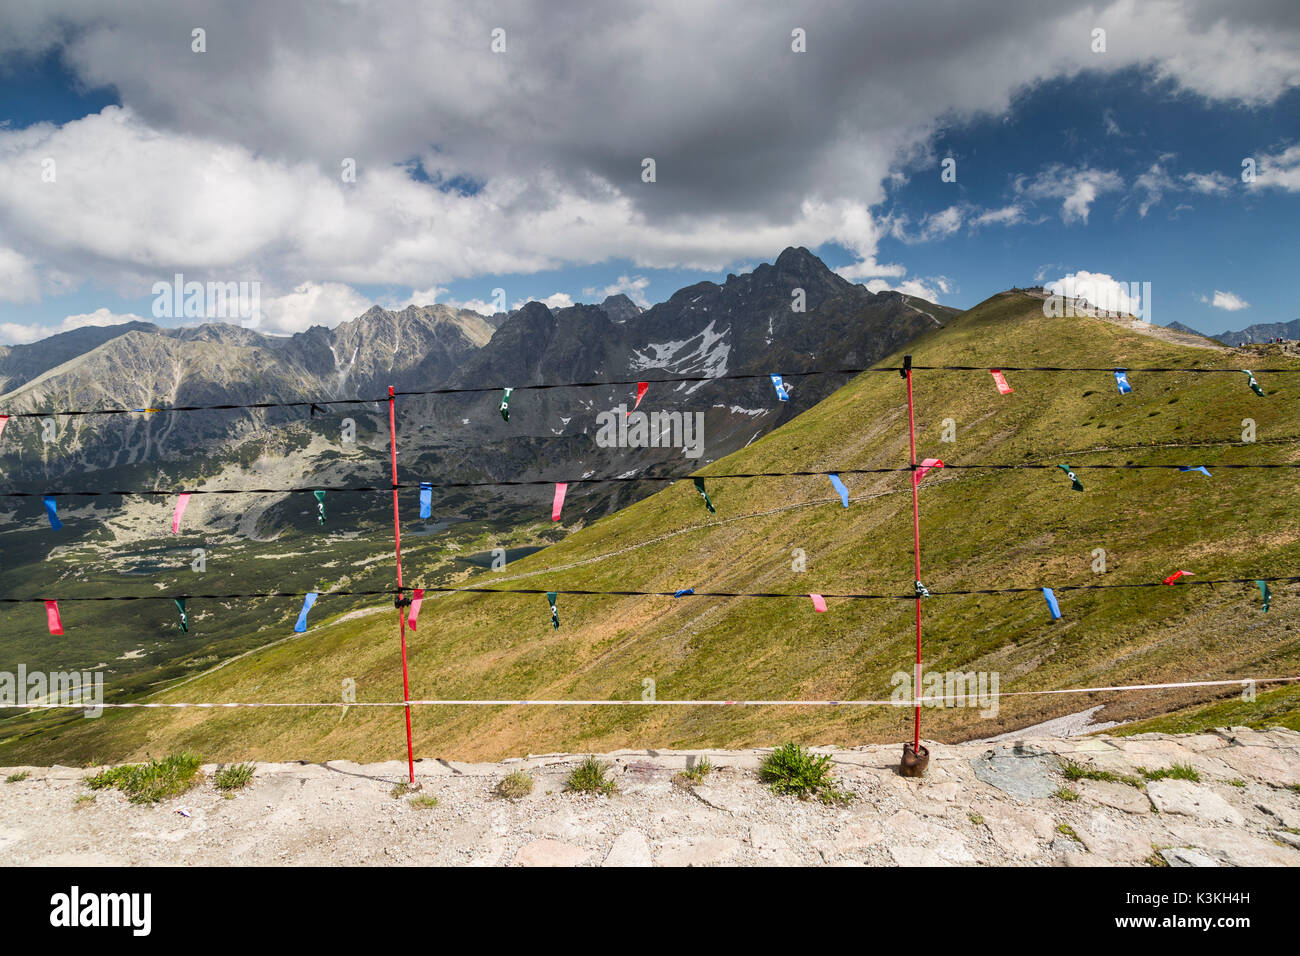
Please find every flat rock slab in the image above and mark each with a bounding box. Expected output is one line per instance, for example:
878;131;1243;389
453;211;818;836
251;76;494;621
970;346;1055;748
514;839;592;867
1146;780;1244;826
970;746;1058;799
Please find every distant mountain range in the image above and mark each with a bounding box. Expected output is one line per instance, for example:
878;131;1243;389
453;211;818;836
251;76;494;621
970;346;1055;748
0;248;957;492
1166;318;1300;345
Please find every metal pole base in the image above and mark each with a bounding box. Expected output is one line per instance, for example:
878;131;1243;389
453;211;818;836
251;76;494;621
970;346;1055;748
899;742;930;777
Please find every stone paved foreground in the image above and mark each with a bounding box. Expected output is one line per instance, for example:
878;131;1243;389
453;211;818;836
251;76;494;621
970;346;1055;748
2;728;1298;866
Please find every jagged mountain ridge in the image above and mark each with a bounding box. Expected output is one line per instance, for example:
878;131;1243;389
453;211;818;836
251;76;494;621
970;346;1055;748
0;249;955;489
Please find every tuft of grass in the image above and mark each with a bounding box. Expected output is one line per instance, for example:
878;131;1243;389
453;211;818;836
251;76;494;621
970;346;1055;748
673;758;714;788
389;781;416;798
968;813;985;825
1061;760;1143;788
496;770;535;799
85;752;203;804
758;743;851;805
1138;763;1201;783
408;794;439;809
1146;850;1170;867
213;762;255;792
1056;823;1082;843
565;757;617;796
75;793;95;808
1228;779;1246;788
1054;786;1080;801
5;770;29;783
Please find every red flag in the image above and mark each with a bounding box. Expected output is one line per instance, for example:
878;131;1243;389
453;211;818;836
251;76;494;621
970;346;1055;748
1163;570;1194;585
0;415;8;442
913;458;944;485
552;482;568;521
172;493;191;534
627;382;648;415
407;588;424;630
990;370;1013;394
45;600;63;635
809;593;827;613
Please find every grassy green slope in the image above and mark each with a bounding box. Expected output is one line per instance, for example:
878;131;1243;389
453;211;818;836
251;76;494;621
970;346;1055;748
6;291;1300;764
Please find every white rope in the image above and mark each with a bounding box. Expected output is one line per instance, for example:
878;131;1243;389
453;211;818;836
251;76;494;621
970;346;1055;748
4;676;1295;709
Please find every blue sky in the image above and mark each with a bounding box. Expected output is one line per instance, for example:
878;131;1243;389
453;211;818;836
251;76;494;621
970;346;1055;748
0;2;1296;344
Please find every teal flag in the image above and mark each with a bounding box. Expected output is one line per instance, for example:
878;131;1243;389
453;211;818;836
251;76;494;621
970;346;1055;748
1257;580;1272;613
500;387;514;421
693;478;715;513
546;591;559;629
313;489;326;525
1243;370;1265;397
174;598;189;633
1057;464;1083;492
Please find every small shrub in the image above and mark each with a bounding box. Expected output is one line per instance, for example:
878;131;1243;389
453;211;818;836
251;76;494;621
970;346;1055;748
673;758;714;787
214;762;255;792
565;757;617;796
496;771;534;799
1054;786;1079;801
758;743;851;805
409;794;439;809
75;794;95;808
1056;823;1082;843
1228;779;1246;788
1139;763;1200;783
5;771;29;783
968;813;985;826
86;752;203;804
1146;850;1170;867
389;781;416;798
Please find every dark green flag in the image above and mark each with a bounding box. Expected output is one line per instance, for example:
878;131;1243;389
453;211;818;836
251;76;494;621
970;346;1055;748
546;591;559;629
313;489;326;525
1243;370;1265;397
693;478;715;513
500;387;514;422
174;598;189;633
1057;464;1084;492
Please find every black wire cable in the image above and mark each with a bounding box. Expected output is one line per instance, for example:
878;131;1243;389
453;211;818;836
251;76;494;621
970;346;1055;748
8;459;1300;499
3;360;1299;419
3;574;1291;604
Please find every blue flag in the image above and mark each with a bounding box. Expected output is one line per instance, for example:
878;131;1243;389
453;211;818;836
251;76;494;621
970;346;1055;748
419;481;432;519
770;374;790;402
1179;466;1212;477
1043;587;1062;620
673;588;695;597
43;495;62;531
295;592;319;633
828;473;849;508
1114;369;1131;394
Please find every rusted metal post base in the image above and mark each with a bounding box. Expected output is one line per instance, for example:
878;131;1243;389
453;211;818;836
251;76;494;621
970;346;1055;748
899;742;930;777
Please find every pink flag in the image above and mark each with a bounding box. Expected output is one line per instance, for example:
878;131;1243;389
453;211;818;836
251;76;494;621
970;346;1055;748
809;593;827;613
1163;570;1194;585
552;482;568;521
45;600;63;635
0;415;8;441
913;458;944;485
172;493;192;534
627;382;648;415
407;588;424;630
990;370;1013;394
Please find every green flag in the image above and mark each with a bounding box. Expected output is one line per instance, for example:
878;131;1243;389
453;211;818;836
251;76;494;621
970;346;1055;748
1243;370;1265;397
914;580;930;599
1057;464;1083;492
174;598;189;633
693;478;715;513
500;387;514;422
313;489;326;524
1257;580;1272;613
546;591;559;629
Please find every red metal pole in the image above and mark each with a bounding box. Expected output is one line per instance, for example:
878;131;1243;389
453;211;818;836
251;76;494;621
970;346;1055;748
387;386;415;783
906;367;922;752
